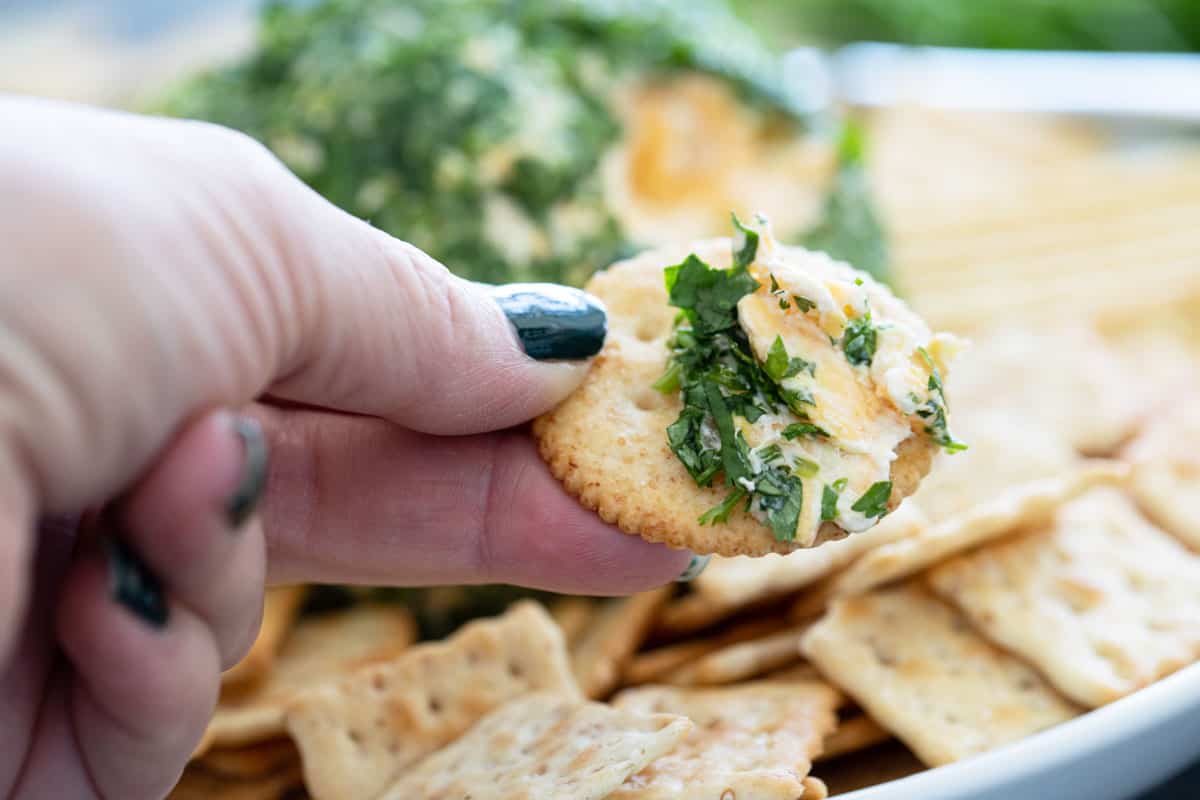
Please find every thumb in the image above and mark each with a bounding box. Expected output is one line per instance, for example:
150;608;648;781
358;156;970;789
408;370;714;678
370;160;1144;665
262;181;606;435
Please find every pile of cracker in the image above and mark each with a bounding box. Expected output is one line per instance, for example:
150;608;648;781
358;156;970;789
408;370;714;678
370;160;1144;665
174;321;1200;799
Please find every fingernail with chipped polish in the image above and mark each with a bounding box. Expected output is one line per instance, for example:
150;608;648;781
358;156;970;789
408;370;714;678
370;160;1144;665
107;537;168;628
676;553;711;583
491;284;607;361
227;416;269;531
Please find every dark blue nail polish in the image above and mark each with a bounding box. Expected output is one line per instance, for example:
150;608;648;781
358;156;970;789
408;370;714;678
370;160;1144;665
491;284;606;360
107;537;168;628
227;416;269;530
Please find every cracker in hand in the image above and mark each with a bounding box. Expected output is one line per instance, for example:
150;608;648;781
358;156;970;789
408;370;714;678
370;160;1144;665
535;215;963;556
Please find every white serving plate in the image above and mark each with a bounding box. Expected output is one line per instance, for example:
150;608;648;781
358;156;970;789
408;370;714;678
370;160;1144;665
843;662;1200;799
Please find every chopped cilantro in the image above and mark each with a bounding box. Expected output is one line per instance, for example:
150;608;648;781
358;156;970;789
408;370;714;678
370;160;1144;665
820;483;841;521
779;297;791;310
754;468;804;541
652;362;681;394
782;422;828;440
757;443;783;464
851;480;893;518
792;296;816;312
842;313;877;367
832;477;849;492
916;347;968;454
782;387;816;414
699;487;748;525
665;254;759;336
730;212;760;270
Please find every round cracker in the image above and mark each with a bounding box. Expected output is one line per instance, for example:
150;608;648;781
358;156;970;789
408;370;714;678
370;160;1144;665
533;239;937;557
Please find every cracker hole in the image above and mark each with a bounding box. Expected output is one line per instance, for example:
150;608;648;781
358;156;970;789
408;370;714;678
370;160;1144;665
371;674;387;692
428;696;443;714
635;318;663;342
633;389;663;412
508;662;524;679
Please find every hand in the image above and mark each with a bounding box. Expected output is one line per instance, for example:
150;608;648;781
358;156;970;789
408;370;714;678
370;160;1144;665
0;95;691;798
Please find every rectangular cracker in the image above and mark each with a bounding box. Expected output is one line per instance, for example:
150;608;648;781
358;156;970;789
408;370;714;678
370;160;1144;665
801;583;1079;766
285;601;579;800
832;461;1128;597
377;692;691;800
573;588;670;699
623;618;783;686
207;602;415;747
220;585;308;688
817;714;891;761
1123;391;1200;550
610;682;838;799
907;408;1079;525
664;625;810;687
693;502;925;607
928;488;1200;707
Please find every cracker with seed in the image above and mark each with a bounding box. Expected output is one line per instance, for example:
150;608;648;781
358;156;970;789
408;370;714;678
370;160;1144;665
817;714;891;762
207;602;415;747
533;237;940;557
947;325;1147;455
610;682;838;799
624;618;783;686
801;583;1080;767
221;585;308;688
573;588;671;699
664;625;810;686
832;461;1127;597
928;488;1200;707
285;601;579;800
549;596;597;646
1123;391;1200;550
377;692;691;800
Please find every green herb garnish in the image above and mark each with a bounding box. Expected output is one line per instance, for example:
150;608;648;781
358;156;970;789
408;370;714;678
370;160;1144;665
792;296;816;312
820;483;841;521
915;346;968;454
842;313;877;367
782;422;828;440
851;480;893;518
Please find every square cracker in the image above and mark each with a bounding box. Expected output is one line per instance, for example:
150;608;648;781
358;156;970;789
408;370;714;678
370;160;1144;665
285;600;579;800
663;625;810;686
946;325;1147;455
1123;391;1200;550
624;618;783;686
377;692;691;800
691;502;926;609
533;238;936;557
831;461;1128;597
610;682;838;799
572;588;671;699
220;585;308;689
907;408;1078;525
206;602;415;747
801;583;1079;767
928;488;1200;707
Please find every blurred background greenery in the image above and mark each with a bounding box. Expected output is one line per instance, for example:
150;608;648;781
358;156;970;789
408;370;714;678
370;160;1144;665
732;0;1200;52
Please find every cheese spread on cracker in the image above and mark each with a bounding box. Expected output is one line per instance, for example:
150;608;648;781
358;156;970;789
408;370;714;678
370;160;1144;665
656;215;963;546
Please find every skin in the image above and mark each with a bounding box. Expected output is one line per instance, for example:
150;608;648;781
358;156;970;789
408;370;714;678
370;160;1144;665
0;95;689;799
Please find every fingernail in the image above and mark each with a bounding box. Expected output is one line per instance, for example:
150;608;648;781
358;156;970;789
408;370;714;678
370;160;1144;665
491;284;606;360
676;553;711;583
227;416;269;530
107;537;168;628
